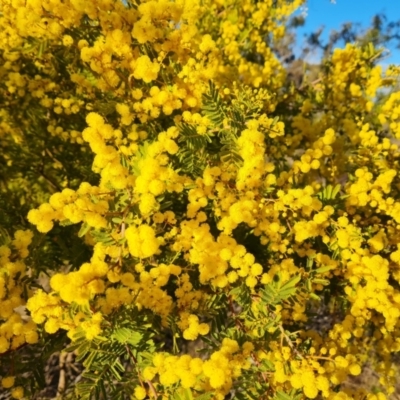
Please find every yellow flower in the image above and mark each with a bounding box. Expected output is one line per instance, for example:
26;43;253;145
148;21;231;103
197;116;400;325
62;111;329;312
133;55;160;83
250;263;263;276
159;370;179;386
1;376;15;389
10;387;24;399
348;363;361;376
303;383;318;399
133;386;147;400
290;373;303;389
62;35;74;46
86;112;104;128
164;139;179;154
209;368;226;388
126;225;160;259
143;366;157;381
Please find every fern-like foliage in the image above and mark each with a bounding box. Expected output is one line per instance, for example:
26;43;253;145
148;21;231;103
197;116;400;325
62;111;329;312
59;306;159;399
175;81;251;176
202;80;226;127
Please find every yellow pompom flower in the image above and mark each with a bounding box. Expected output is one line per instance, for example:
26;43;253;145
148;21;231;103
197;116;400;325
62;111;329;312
159;369;179;386
10;386;24;399
44;318;60;334
348;363;361;376
133;386;147;400
126;224;160;258
303;383;318;399
164;139;179;154
190;358;203;375
245;276;257;287
0;336;9;353
209;368;226;389
133;55;160;83
220;248;233;261
181;372;196;388
50;273;68;292
250;263;263;276
143;366;157;381
81;318;102;341
86;112;104;128
149;180;165;196
62;35;74;46
1;376;15;389
36;219;54;233
198;323;210;335
290;373;303;389
316;375;330;394
139;193;156;214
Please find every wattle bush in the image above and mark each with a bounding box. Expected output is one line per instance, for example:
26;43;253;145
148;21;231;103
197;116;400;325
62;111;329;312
1;0;400;399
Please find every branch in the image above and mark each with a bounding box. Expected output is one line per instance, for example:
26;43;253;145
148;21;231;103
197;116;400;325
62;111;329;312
125;345;158;399
277;324;303;360
57;352;67;396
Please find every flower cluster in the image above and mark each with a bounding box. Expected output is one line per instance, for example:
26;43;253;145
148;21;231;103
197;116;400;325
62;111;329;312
2;0;400;398
0;231;38;354
142;339;252;399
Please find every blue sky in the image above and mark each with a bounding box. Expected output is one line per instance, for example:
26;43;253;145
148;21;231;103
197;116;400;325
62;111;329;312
294;0;400;65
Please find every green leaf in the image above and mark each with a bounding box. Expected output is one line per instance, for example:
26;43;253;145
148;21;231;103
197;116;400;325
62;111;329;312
312;278;330;286
279;275;301;291
262;274;301;305
59;219;75;226
277;287;298;300
110;363;124;380
93;99;116;116
37;39;49;58
111;327;143;346
331;184;341;199
78;222;90;238
227;8;238;23
368;42;375;57
261;285;277;304
173;388;194;400
219;145;243;167
325;185;333;200
314;265;334;274
83;350;98;368
202;80;225;127
75;342;91;362
262;359;275;372
309;293;321;301
306;256;315;270
178;123;212;150
275;390;295;400
238;28;251;43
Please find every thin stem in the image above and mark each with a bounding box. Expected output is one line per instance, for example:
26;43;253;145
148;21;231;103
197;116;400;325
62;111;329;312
277;324;303;360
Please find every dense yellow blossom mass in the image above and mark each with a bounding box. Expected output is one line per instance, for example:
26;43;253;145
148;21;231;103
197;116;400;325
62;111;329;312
1;0;400;398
